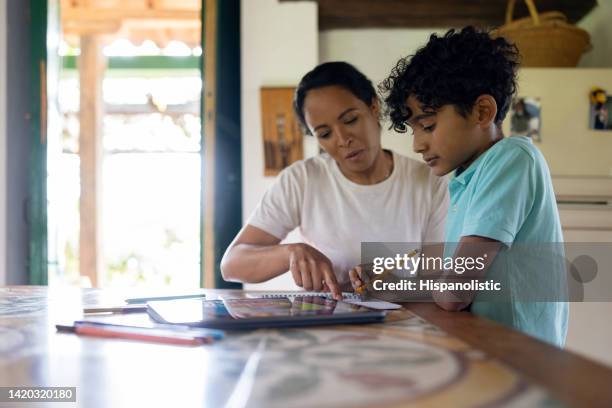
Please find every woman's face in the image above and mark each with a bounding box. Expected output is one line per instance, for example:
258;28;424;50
302;86;382;176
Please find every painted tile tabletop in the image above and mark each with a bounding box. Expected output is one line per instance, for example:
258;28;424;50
0;287;565;408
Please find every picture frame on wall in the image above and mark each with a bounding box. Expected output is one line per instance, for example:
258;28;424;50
589;88;612;131
510;97;542;142
260;87;304;176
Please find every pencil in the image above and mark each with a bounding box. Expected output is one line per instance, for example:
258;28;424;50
75;325;208;346
64;324;214;346
124;293;206;304
355;249;420;297
83;305;148;314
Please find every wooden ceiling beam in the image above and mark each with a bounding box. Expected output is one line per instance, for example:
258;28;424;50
61;1;201;39
62;8;199;22
280;0;597;29
63;20;123;36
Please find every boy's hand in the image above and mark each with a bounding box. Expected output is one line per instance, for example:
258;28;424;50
287;243;342;300
349;265;365;291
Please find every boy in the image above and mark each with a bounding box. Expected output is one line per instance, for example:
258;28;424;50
378;27;567;346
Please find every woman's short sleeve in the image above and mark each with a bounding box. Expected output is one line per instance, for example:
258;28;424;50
245;163;305;240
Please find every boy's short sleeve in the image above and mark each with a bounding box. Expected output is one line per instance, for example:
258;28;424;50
246;164;304;240
461;147;536;245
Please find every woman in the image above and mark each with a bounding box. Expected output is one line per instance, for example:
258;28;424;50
221;62;448;299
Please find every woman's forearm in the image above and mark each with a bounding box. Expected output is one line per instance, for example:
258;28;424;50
220;243;293;283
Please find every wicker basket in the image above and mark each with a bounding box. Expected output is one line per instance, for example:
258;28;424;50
493;0;591;67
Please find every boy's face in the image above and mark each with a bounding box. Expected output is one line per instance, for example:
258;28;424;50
406;96;488;176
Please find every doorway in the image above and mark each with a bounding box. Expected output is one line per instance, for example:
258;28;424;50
27;0;241;289
48;0;203;289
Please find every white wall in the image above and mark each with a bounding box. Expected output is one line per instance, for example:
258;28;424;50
579;0;612;67
241;0;318;221
504;68;612;176
0;1;7;286
241;0;318;290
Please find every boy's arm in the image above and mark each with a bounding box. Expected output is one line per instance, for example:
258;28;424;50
432;235;502;311
434;146;538;311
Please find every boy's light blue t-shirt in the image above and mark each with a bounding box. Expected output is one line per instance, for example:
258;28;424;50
444;136;568;347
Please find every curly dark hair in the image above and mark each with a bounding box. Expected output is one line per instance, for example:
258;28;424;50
379;26;520;133
294;61;378;134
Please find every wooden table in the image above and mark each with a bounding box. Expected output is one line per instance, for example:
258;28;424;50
0;286;611;408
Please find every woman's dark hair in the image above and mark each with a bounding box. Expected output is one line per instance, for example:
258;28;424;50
379;26;520;133
294;61;377;134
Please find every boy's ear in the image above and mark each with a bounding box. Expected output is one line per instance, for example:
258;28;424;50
474;95;498;127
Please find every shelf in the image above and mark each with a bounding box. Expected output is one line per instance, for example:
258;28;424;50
280;0;597;30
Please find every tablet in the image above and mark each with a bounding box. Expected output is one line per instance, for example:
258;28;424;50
147;296;387;329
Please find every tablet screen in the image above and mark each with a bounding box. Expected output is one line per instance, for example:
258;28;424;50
148;296;382;326
223;296;346;318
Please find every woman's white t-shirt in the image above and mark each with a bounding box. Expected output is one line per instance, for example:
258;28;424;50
247;150;449;286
